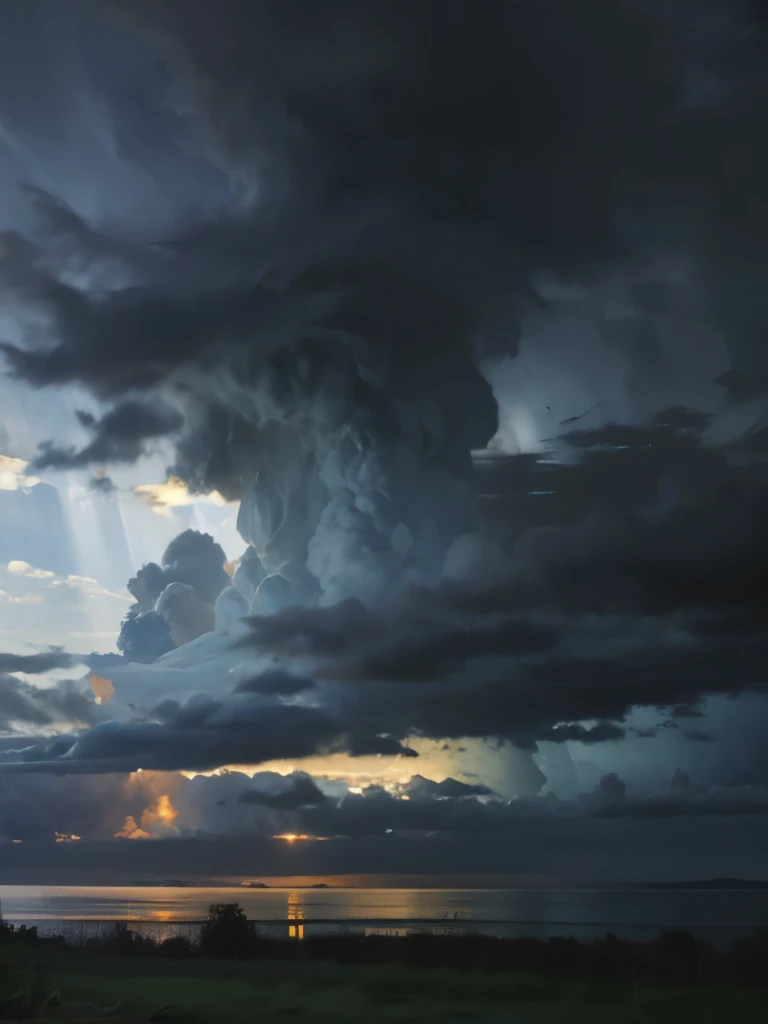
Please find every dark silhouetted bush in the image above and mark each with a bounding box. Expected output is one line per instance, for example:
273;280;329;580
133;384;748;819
158;935;197;958
103;923;157;957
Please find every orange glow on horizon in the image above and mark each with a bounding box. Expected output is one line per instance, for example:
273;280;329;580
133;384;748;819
54;832;82;843
273;833;310;842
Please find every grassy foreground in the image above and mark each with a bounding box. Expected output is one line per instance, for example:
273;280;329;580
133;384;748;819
1;942;766;1023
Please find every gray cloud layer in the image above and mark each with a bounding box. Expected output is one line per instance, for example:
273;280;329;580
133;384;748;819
3;764;768;884
0;651;77;674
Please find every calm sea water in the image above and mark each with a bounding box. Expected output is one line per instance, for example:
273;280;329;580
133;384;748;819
3;886;768;945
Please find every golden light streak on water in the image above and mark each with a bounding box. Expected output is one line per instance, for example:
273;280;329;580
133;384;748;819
287;890;305;940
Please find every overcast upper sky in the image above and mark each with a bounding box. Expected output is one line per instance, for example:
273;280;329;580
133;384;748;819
2;0;768;884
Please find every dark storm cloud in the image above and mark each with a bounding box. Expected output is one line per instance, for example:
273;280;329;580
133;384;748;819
0;771;151;843
2;0;766;613
0;685;417;775
236;550;768;751
116;609;174;665
595;772;627;804
512;487;768;622
295;787;542;839
406;414;768;703
4;811;768;884
237;774;768;839
594;787;768;819
238;404;768;640
238;771;327;810
242;592;558;670
0;221;286;396
533;722;627;745
0;650;77;674
403;775;494;800
32;399;183;470
88;475;117;495
241;599;378;659
335;620;560;683
466;410;768;619
2;0;761;387
234;670;315;697
684;729;715;742
168;404;252;503
0;674;106;729
108;0;759;302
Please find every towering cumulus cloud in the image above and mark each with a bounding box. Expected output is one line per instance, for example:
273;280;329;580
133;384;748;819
225;273;497;605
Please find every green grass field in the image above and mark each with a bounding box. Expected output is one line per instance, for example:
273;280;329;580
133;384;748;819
1;943;766;1022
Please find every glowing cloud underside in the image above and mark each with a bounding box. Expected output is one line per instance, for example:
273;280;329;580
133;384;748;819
90;673;115;704
114;793;179;840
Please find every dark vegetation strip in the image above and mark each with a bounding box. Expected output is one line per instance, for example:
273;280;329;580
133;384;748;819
3;903;768;991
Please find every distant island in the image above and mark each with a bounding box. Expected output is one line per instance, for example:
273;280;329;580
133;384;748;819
128;879;336;889
635;878;768;890
241;881;330;889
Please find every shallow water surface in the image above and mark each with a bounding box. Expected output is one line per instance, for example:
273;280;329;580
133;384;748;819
3;884;768;945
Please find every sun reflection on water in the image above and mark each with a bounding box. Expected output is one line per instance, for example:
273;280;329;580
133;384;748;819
287;892;305;940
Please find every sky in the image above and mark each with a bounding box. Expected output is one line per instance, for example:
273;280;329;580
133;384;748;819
2;0;768;884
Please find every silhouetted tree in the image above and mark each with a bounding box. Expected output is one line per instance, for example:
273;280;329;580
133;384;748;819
199;903;258;959
104;922;156;957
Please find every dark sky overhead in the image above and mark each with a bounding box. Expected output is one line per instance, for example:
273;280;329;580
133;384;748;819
2;0;768;884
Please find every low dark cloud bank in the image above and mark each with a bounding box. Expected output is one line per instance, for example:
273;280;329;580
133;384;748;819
0;674;105;731
0;677;417;775
0;651;77;674
3;764;768;884
32;400;183;471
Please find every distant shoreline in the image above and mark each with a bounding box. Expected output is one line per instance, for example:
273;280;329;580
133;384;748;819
129;876;768;891
631;878;768;890
3;877;768;890
130;881;331;890
25;876;768;891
